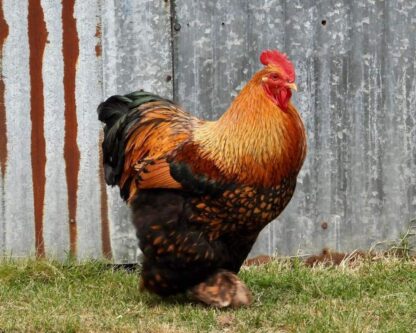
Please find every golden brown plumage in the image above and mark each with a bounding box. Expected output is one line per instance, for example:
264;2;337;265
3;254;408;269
98;49;307;307
119;102;194;198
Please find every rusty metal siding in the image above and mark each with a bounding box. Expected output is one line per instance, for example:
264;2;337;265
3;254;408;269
74;0;104;259
100;0;173;262
2;0;34;256
0;0;415;261
41;0;68;259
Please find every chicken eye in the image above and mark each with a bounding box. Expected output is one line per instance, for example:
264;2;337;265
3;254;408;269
269;74;279;81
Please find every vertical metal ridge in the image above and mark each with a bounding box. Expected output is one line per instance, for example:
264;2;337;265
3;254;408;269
95;0;111;259
0;0;8;179
95;22;102;58
0;0;9;256
99;132;112;259
169;0;177;100
62;0;80;258
28;0;47;258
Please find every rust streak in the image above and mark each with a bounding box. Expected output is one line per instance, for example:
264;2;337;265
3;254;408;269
62;0;80;257
95;23;101;57
99;131;112;259
28;0;47;257
0;0;9;178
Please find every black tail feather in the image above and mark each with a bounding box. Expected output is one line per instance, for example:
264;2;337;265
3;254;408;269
97;95;131;128
98;95;131;186
97;91;167;191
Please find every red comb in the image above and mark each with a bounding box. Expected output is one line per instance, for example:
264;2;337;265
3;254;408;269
260;50;295;81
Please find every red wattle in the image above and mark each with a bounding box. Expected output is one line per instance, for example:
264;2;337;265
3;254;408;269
263;85;291;111
277;88;291;111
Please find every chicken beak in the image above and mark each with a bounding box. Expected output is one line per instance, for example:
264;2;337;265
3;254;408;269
262;77;268;82
286;83;298;91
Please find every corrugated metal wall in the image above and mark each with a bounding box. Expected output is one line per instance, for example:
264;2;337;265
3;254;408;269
0;0;415;262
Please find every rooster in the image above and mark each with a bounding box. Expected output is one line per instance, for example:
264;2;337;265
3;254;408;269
98;50;306;307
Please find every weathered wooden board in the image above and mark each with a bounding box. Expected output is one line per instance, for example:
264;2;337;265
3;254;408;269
0;0;415;261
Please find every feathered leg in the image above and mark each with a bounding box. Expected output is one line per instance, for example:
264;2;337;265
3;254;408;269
188;270;252;308
132;190;256;305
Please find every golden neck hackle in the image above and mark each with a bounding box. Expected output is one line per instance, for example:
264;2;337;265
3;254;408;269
193;71;306;186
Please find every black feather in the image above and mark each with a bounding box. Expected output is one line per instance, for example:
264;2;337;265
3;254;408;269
169;161;227;195
97;91;168;187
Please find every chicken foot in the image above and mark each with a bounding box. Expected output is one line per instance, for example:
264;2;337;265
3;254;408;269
188;270;252;308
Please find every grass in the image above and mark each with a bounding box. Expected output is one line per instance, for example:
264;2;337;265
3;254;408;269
0;255;416;332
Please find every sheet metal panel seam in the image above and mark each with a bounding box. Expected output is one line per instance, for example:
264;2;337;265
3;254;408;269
0;0;8;255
